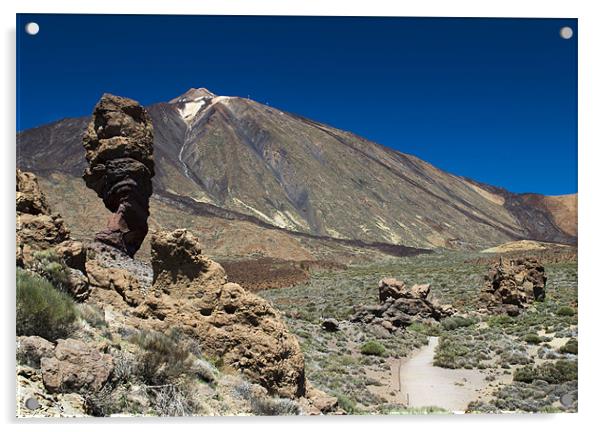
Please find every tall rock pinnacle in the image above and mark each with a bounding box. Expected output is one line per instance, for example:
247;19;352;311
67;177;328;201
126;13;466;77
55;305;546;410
82;94;154;257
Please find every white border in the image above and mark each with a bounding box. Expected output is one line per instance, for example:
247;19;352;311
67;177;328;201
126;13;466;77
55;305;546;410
2;1;600;431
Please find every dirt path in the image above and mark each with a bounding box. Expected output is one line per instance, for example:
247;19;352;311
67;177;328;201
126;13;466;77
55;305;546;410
397;336;487;413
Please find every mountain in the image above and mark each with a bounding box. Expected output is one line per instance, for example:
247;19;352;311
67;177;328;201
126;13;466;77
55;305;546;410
17;88;577;255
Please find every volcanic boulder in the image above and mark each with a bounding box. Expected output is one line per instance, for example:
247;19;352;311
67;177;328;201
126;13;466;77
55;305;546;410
481;257;547;315
82;94;154;257
351;277;455;332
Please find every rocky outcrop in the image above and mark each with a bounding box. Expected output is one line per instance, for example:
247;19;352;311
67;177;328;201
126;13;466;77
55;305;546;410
351;278;455;332
481;257;547;315
82;94;154;257
139;229;306;398
40;338;113;393
16;170;71;268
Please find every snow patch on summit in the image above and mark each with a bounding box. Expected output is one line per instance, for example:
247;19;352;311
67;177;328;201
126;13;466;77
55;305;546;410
178;97;208;123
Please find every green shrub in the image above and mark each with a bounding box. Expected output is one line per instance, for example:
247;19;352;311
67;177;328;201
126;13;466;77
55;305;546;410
559;338;578;355
334;393;357;414
556;306;575;317
487;314;514;327
407;322;441;336
441;316;475;331
524;333;542;345
514;360;577;384
31;250;70;291
360;340;386;356
16;268;77;341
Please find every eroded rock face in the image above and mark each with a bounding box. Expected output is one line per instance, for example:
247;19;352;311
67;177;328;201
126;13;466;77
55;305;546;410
351;277;455;333
16;170;51;215
16;170;70;267
142;229;306;398
481;257;547;315
40;338;113;393
82;94;154;257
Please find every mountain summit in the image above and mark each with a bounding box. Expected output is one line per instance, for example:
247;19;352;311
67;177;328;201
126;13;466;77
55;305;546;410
16;89;577;251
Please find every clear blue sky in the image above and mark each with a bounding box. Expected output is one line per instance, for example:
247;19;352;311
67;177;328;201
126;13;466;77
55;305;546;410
17;15;577;195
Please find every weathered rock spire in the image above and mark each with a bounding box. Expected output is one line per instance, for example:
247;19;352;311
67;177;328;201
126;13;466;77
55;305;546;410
82;93;154;257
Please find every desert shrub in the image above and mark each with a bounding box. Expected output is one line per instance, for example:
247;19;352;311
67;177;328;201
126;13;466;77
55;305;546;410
559;338;578;355
556;306;575;317
514;360;577;384
524;333;542;345
77;303;107;328
360;340;386;356
407;321;441;336
16;268;77;341
487;314;514;327
30;249;70;291
441;316;475;331
433;336;471;368
334;393;357;414
150;383;196;416
129;330;196;386
234;382;299;416
249;397;299;416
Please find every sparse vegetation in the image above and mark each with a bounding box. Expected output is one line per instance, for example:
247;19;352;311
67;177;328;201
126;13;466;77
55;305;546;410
16;268;77;341
559;338;578;355
514;360;577;384
261;254;577;414
556;306;575;317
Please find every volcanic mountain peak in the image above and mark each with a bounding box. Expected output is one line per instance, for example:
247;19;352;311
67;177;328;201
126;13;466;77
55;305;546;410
169;88;220;123
169;87;217;103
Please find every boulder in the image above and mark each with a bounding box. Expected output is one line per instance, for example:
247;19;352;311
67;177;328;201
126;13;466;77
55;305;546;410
40;338;113;393
17;336;55;368
54;240;87;273
82;93;154;257
321;318;340;332
481;257;547;315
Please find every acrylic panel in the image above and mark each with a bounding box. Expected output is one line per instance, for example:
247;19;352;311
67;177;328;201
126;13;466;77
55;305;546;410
16;14;577;417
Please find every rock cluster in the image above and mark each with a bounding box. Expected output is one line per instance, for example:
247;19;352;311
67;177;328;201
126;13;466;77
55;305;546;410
351;277;455;333
17;336;113;394
481;257;547;316
82;93;154;257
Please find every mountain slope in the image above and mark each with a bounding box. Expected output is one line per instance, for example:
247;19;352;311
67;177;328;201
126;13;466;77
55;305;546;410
17;88;577;250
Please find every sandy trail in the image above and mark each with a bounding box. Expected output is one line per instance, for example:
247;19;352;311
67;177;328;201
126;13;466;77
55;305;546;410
397;336;487;412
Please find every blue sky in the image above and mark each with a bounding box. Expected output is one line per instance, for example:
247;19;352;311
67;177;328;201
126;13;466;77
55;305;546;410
17;15;577;195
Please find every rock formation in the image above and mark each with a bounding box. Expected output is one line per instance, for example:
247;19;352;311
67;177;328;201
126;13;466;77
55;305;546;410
16;169;90;301
351;277;455;333
16;170;70;266
82;93;154;257
141;229;306;398
481;257;547;315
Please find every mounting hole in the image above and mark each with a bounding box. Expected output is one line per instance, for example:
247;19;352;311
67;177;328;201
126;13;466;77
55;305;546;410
560;26;573;40
25;22;40;36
